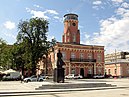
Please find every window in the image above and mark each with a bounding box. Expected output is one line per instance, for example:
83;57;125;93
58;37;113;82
73;34;76;42
80;53;84;59
71;53;75;58
97;54;102;62
62;52;66;60
108;69;111;74
88;69;92;74
88;53;92;59
114;69;117;74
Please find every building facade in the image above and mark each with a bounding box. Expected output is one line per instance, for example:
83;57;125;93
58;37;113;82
105;51;129;77
105;51;129;63
48;13;105;78
37;56;53;76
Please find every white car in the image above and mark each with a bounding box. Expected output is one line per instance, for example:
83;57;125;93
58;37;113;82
65;74;75;79
65;74;83;79
74;74;83;79
93;75;104;79
24;75;44;82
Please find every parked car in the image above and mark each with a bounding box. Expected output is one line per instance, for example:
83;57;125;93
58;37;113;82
24;75;44;82
65;74;83;79
74;74;83;79
93;75;104;79
105;74;113;78
2;71;20;81
42;75;49;79
65;74;75;79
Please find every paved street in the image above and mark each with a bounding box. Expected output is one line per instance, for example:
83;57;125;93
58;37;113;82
0;78;129;97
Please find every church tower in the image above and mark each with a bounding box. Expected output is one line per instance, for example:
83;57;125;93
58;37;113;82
62;13;80;44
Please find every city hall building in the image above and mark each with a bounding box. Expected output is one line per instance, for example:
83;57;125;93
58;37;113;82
38;13;105;78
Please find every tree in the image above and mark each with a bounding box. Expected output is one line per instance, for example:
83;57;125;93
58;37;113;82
0;38;13;70
16;17;49;75
11;43;25;71
0;38;6;68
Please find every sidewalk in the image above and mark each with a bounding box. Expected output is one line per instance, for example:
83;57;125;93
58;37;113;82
0;78;129;93
0;79;129;97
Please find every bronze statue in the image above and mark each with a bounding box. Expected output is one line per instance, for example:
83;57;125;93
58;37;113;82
53;49;65;83
57;50;65;68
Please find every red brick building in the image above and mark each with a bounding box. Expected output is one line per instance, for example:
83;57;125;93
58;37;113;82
48;13;105;78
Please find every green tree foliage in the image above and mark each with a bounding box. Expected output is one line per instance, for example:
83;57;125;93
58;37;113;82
0;38;13;70
0;38;6;68
16;17;50;75
11;43;25;69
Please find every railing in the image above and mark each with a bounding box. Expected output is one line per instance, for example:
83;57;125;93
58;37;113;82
70;58;96;62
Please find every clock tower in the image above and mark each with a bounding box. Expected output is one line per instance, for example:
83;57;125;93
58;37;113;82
62;13;80;44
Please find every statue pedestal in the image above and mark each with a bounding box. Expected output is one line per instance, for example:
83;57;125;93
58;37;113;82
53;68;64;83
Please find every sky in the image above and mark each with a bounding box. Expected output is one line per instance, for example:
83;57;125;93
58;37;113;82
0;0;129;54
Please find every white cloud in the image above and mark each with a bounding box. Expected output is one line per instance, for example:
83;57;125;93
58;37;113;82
112;0;123;3
53;16;63;22
92;6;99;10
32;10;49;19
111;0;124;7
90;17;129;53
116;7;129;18
92;1;104;10
121;2;129;8
44;10;58;15
82;3;129;53
26;8;59;20
54;16;60;19
4;33;16;40
34;4;40;8
4;21;15;30
0;24;17;44
26;8;49;19
93;1;102;5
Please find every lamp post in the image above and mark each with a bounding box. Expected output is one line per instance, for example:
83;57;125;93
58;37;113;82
115;49;117;77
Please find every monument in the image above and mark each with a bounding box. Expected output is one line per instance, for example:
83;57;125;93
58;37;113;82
53;50;65;83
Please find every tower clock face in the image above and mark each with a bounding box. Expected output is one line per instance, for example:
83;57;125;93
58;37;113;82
72;22;76;26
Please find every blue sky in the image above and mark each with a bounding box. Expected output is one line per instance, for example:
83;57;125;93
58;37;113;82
0;0;129;54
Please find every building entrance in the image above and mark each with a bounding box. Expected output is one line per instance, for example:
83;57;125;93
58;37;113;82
80;68;84;77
